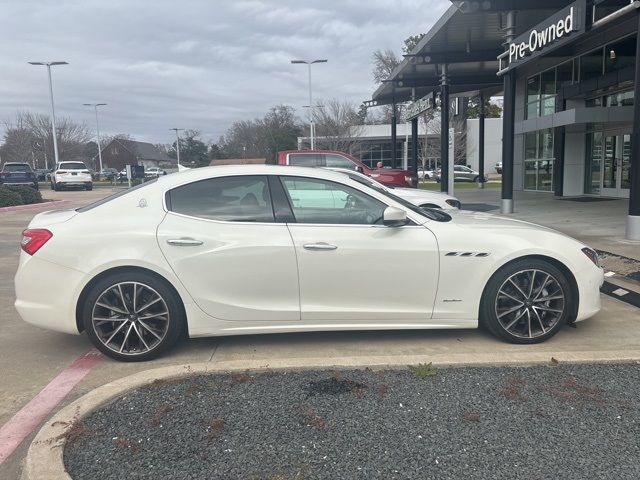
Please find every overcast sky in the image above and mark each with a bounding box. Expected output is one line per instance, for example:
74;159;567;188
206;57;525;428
0;0;449;144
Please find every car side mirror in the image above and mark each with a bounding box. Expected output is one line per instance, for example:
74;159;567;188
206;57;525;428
383;206;407;227
354;165;363;173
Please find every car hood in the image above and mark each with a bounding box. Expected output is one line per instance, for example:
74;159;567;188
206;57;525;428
28;208;79;228
448;209;566;235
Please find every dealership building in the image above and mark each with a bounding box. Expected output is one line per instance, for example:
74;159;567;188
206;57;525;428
370;0;640;239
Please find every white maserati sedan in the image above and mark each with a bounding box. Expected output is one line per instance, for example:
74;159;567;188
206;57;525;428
15;166;603;361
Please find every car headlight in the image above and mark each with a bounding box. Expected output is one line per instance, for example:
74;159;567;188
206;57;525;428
445;199;461;209
581;247;599;266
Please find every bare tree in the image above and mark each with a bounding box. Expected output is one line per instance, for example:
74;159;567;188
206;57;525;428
310;99;368;154
372;48;401;84
1;111;93;168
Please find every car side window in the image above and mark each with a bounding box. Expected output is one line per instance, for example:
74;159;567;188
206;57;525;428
167;175;275;223
325;154;355;169
288;154;324;166
280;176;387;225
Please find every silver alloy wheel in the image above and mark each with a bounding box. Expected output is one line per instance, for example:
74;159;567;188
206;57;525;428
91;281;170;356
494;269;565;339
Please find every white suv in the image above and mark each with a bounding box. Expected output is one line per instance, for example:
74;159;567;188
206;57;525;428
51;161;93;191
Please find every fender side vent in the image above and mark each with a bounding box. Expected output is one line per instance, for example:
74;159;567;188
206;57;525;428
460;252;474;257
445;252;459;256
475;252;490;257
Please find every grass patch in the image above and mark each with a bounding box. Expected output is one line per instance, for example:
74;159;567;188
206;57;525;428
408;362;437;379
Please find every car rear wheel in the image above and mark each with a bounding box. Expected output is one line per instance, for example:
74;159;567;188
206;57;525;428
82;272;185;361
480;259;573;344
85;183;93;191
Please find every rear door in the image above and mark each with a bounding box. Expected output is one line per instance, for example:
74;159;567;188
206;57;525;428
157;174;300;322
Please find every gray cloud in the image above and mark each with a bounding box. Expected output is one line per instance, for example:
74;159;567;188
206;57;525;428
0;0;448;144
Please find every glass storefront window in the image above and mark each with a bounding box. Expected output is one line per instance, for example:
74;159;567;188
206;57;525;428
525;132;537;159
580;47;604;81
605;90;634;106
556;60;573;90
585;132;603;194
605;35;636;73
526;68;556;119
523;129;554;192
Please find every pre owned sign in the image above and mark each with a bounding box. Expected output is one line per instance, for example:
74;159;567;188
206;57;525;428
509;7;577;63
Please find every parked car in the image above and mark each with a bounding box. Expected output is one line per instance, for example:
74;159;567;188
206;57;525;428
435;165;487;183
14;165;603;361
277;150;418;188
496;161;502;174
35;168;51;181
0;162;38;189
50;161;93;191
418;167;435;180
145;167;167;178
327;168;460;210
100;168;119;181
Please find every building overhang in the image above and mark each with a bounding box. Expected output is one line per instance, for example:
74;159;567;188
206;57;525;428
514;106;634;134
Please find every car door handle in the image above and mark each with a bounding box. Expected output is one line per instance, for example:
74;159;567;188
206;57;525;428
303;242;337;251
166;238;203;247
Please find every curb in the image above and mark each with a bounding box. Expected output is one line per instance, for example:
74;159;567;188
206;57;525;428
0;200;70;214
22;353;640;479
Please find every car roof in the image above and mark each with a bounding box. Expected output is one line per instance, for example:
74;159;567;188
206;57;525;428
155;164;356;186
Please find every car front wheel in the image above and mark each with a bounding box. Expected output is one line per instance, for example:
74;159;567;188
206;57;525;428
82;272;185;361
481;259;573;344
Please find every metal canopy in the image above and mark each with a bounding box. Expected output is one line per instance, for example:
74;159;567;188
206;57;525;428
370;1;573;105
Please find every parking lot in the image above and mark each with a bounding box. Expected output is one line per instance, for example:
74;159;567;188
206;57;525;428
1;187;640;479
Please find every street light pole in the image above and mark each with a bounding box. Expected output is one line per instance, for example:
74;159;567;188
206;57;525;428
29;61;68;165
83;103;107;172
170;128;183;167
291;59;327;150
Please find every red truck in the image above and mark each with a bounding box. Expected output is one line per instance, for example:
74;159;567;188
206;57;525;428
276;150;418;188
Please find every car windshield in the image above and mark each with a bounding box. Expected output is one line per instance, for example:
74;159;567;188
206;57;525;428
60;162;87;170
3;164;32;172
345;173;451;222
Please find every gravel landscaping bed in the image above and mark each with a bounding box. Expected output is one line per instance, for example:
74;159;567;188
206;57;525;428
64;363;640;480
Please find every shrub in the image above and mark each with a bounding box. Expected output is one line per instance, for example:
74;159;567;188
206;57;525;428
0;186;24;207
6;185;42;205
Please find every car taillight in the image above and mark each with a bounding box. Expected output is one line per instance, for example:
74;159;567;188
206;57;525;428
581;247;599;267
56;170;66;174
21;229;53;255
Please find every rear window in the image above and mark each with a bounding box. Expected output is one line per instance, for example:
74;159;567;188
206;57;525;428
288;154;324;166
76;179;158;212
3;163;32;172
59;162;87;170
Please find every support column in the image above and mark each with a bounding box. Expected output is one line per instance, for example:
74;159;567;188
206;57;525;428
501;11;516;214
440;65;449;193
626;12;640;240
553;92;565;197
391;100;397;169
478;92;485;189
411;117;419;180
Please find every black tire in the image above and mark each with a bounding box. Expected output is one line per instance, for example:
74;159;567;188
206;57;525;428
85;183;93;191
480;258;574;344
82;271;185;361
53;182;61;191
473;175;479;183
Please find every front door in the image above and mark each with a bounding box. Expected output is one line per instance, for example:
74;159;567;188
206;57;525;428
279;175;439;323
601;133;631;198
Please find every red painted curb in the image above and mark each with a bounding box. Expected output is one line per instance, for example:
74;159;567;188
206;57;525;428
0;200;70;214
0;348;102;465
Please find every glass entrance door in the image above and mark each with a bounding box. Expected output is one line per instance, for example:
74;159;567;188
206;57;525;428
597;132;631;198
